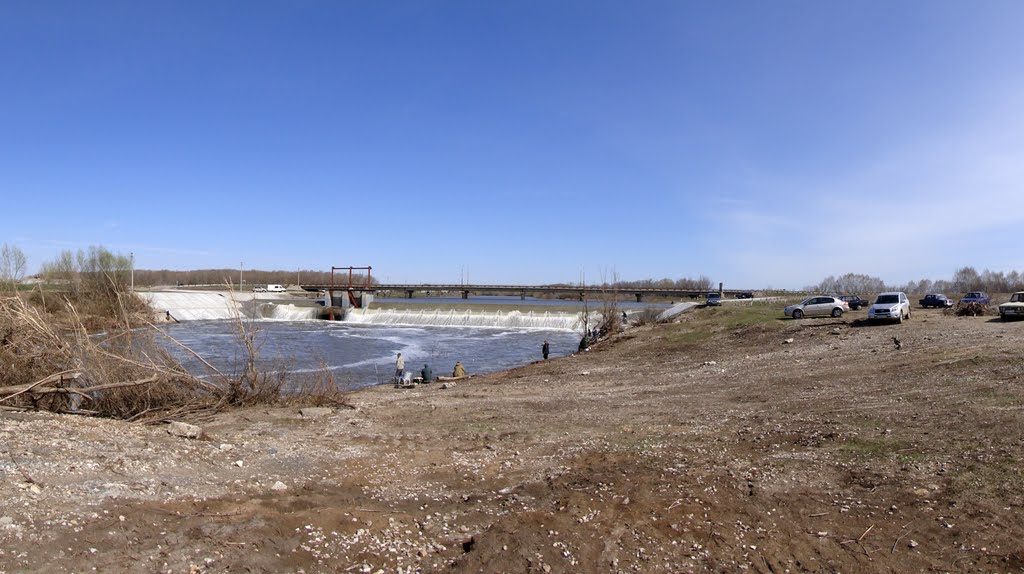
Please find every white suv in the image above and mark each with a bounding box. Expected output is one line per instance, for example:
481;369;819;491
868;292;911;323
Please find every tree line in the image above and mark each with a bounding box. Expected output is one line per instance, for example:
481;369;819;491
8;242;1023;296
810;267;1024;296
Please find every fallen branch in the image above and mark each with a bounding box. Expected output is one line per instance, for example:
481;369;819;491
1;374;160;402
6;451;37;484
0;370;81;403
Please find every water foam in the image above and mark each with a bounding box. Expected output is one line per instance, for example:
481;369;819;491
266;304;318;321
342;308;587;331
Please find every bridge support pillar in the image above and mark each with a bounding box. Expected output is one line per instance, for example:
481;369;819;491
406;290;415;299
461;290;469;299
635;293;643;303
520;290;527;301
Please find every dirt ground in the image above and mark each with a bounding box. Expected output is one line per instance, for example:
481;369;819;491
2;304;1024;573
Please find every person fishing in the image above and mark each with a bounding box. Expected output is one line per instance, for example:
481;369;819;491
394;352;405;383
421;364;433;383
453;361;466;377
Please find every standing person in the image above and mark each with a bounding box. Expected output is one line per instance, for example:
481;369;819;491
394;352;405;383
542;340;550;360
453;361;466;377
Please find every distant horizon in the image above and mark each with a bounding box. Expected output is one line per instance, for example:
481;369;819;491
17;257;1021;294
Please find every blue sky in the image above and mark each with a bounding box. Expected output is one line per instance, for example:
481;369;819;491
3;1;1023;289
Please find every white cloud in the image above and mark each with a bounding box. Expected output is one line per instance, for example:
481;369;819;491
712;88;1024;286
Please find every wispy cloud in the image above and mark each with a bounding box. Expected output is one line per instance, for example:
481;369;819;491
713;88;1024;285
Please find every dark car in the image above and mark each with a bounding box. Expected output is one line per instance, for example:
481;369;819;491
838;295;868;310
734;292;754;299
960;291;991;305
705;292;722;306
919;293;953;308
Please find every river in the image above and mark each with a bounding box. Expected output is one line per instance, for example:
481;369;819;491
161;320;582;389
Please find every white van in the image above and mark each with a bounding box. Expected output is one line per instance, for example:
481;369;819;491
266;284;287;293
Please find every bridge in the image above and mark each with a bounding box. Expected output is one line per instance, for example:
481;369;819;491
300;283;751;303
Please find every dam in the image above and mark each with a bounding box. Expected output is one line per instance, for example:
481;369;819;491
139;290;591;330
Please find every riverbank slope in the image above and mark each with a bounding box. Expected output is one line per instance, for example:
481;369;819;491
2;305;1023;572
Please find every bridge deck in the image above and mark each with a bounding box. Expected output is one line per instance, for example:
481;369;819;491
301;284;754;299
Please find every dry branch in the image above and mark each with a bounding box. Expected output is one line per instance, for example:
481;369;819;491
0;370;81;403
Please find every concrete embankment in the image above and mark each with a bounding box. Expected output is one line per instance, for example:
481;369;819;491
140;291;243;321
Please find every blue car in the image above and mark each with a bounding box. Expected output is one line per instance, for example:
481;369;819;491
960;291;990;305
919;294;953;308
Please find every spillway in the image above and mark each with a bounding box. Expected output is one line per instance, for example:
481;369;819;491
341;308;588;330
141;291;242;321
141;291;591;330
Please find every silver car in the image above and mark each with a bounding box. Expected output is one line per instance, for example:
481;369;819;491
868;292;911;322
784;296;849;319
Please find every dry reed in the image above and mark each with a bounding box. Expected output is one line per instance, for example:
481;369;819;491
0;287;350;423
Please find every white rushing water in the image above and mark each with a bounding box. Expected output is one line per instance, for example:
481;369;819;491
142;291;593;330
342;308;588;330
267;304;318;321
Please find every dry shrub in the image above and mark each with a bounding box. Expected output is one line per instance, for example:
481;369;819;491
214;292;348;408
949;301;991;317
0;295;72;388
631;308;663;326
276;362;352;408
1;291;350;422
0;294;221;420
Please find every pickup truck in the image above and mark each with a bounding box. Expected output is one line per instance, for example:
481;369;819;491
919;294;953;308
959;291;990;305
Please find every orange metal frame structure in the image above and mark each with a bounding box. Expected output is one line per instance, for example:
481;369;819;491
327;266;372;320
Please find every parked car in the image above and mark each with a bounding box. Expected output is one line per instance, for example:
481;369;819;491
783;296;849;319
838;295;868;310
735;292;754;299
252;286;267;292
919;293;954;308
959;291;990;305
868;292;911;322
705;292;722;306
999;291;1024;320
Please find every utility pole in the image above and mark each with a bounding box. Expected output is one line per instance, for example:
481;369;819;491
130;252;134;293
240;262;243;292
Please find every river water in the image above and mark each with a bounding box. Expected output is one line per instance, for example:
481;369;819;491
153;294;671;389
161;320;582;389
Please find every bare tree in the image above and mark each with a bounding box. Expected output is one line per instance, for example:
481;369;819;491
0;243;27;293
951;266;982;293
597;268;622;336
810;273;885;295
